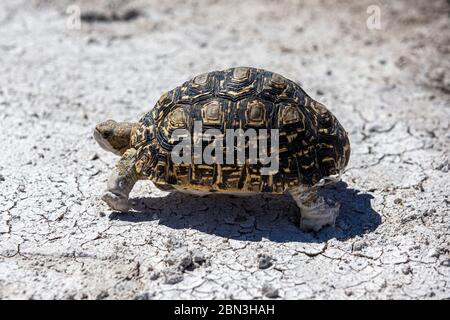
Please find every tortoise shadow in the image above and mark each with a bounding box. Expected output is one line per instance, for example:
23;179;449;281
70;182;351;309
109;182;381;243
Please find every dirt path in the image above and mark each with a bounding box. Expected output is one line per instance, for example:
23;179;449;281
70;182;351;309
0;0;449;299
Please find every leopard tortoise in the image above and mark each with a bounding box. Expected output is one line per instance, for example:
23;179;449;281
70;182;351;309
94;67;350;231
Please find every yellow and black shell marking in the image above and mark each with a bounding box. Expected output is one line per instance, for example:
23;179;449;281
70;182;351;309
133;67;350;193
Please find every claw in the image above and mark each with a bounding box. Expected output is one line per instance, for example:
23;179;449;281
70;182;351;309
298;199;340;232
102;191;130;212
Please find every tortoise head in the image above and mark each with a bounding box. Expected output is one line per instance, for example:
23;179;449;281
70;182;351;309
94;120;138;155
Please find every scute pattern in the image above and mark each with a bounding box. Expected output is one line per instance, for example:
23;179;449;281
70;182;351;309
245;99;267;127
201;100;222;126
135;67;350;193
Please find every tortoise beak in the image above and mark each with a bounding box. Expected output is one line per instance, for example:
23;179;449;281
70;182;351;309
93;127;121;155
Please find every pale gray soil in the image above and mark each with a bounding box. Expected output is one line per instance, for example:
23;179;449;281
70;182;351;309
0;0;449;300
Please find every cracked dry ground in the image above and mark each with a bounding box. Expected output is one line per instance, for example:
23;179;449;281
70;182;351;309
0;0;449;299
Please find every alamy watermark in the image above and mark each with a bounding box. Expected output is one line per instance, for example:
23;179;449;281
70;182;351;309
366;5;381;30
66;5;81;30
169;121;279;175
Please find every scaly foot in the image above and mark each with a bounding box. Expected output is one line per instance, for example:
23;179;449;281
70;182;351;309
102;191;130;212
298;197;340;232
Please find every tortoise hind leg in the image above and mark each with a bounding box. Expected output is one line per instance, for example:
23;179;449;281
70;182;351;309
102;148;139;212
288;186;340;232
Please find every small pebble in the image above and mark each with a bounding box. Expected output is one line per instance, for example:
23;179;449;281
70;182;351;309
257;253;273;269
96;291;109;300
163;269;184;285
353;240;368;251
149;271;160;281
429;248;440;258
440;259;450;267
262;283;279;298
192;250;206;265
401;265;411;275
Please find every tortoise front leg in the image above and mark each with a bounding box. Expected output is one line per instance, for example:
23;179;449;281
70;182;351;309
102;148;138;212
288;186;340;232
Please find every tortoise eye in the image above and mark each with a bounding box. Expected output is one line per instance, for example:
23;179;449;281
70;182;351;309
102;129;114;138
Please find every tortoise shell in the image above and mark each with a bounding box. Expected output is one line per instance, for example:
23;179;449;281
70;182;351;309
131;67;350;193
